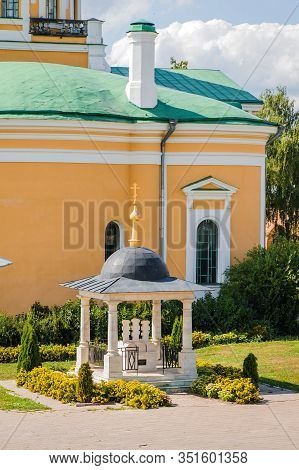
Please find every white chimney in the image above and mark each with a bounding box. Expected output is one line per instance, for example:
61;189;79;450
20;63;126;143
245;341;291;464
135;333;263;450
125;20;158;109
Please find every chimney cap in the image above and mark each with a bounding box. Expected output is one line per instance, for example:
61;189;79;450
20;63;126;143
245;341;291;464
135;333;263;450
128;19;157;33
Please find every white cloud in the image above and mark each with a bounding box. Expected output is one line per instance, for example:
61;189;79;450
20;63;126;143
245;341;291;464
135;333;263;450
109;19;299;104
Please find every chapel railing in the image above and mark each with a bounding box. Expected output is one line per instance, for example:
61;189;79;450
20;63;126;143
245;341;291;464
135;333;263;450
29;18;88;37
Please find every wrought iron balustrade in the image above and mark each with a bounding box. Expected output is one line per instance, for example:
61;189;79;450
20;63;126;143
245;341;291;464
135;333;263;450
162;344;181;372
29;18;88;37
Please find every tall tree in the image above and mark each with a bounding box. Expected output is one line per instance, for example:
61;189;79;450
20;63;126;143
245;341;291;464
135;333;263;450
258;87;299;239
170;57;188;70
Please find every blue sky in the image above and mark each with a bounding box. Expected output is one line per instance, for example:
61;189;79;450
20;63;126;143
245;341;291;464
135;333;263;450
83;0;299;45
82;1;299;105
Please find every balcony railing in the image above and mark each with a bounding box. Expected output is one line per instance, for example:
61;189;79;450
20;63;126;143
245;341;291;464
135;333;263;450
29;18;88;37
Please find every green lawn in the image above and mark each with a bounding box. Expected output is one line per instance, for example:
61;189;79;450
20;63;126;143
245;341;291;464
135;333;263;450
197;340;299;391
0;385;48;411
0;361;75;380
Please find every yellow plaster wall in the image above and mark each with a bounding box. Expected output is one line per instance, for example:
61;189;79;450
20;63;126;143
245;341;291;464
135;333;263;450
30;0;39;18
31;36;86;44
0;163;131;313
0;49;88;67
0;159;261;314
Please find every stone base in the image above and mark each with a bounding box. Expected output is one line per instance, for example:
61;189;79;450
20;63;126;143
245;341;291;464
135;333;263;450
103;353;123;379
179;350;197;379
75;344;89;373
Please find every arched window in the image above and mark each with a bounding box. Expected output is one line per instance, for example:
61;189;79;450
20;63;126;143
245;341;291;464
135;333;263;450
1;0;19;18
196;220;218;284
105;222;120;261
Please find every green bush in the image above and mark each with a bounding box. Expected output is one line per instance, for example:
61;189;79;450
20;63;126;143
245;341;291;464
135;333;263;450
196;359;243;379
192;239;299;336
17;320;41;372
191;374;218;397
206;378;260;404
192;359;260;404
0;344;76;363
243;353;259;387
17;368;172;409
93;380;171;409
77;363;94;403
191;330;262;349
171;316;183;348
17;367;77;403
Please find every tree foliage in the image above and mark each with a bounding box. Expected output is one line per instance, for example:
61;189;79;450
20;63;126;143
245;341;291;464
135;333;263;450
17;318;41;372
218;238;299;335
170;56;188;69
258;87;299;239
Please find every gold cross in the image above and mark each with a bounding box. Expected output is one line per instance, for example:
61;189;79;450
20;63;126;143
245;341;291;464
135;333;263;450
130;183;140;205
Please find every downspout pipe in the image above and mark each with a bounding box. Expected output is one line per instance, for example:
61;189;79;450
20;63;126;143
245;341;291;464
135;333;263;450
266;124;284;146
160;119;177;261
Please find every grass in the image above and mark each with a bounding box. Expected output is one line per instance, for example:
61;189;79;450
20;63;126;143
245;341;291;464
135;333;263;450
197;340;299;391
0;385;48;411
0;361;75;380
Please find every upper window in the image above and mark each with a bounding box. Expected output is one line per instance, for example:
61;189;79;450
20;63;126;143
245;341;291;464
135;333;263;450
196;220;218;284
1;0;19;18
105;222;120;261
46;0;57;19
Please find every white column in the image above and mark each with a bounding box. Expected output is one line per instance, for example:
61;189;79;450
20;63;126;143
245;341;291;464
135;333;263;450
179;299;197;378
104;301;122;378
152;300;161;344
21;0;31;40
75;297;90;371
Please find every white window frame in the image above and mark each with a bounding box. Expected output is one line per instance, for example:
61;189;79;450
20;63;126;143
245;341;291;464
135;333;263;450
182;177;237;284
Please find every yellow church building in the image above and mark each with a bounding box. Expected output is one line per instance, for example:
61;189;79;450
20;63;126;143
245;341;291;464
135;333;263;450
0;1;277;314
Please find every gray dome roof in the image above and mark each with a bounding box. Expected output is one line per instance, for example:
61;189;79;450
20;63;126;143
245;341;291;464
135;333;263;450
100;247;170;282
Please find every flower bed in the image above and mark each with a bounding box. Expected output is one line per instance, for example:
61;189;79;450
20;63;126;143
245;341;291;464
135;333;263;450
17;367;171;409
191;359;261;404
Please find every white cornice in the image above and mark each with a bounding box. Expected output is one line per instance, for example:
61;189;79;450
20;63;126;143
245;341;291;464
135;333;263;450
0;40;89;52
0;149;266;166
0;118;277;135
0;132;267;145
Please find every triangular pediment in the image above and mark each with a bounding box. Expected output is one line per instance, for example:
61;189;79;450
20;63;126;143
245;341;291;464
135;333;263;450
182;176;237;194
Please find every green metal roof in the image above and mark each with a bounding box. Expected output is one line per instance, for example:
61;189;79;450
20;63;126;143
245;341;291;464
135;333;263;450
128;19;157;33
0;62;272;126
111;67;262;105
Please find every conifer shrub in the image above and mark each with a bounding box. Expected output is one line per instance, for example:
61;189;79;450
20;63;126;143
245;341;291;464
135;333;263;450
77;363;94;403
171;316;183;348
17;319;41;372
243;353;259;387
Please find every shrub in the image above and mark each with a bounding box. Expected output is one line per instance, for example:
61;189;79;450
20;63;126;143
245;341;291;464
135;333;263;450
196;359;243;379
0;344;76;363
192;331;212;348
243;353;259;387
218;239;299;335
95;380;171;409
191;374;218;397
17;320;41;372
17;368;172;409
77;363;94;403
17;368;77;403
171;316;183;348
206;378;260;404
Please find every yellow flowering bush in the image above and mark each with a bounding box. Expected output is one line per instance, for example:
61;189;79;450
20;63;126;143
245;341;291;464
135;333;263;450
17;368;172;409
0;344;76;363
193;358;260;404
206;377;261;404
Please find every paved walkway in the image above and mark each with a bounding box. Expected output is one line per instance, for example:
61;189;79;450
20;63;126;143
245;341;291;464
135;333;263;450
0;380;298;450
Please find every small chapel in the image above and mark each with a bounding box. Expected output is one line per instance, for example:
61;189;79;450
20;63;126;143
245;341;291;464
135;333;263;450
0;1;277;314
